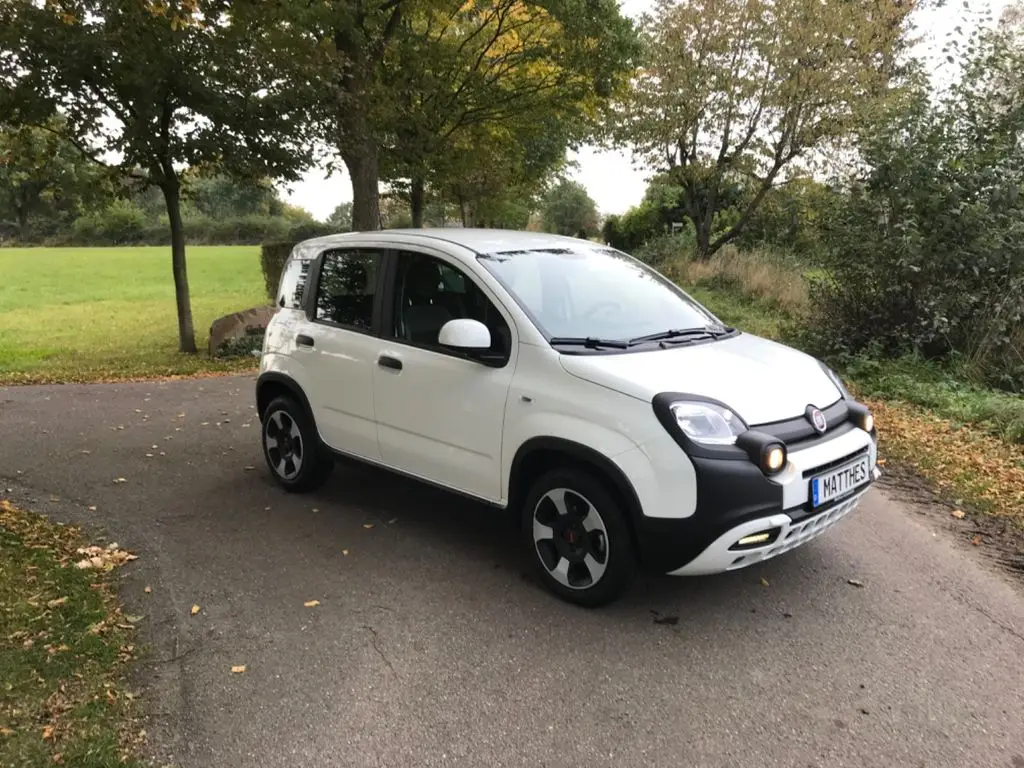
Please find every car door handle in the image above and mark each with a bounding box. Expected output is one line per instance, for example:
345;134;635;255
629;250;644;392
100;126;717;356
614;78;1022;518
377;355;403;371
296;334;315;348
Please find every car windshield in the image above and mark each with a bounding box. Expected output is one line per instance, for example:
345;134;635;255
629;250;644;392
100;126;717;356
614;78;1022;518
477;245;723;344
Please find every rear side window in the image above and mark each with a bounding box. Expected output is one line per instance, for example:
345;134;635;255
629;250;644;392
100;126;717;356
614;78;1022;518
314;248;382;330
277;256;310;309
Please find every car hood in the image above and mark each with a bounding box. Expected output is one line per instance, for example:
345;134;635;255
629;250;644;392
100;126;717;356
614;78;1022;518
558;332;842;426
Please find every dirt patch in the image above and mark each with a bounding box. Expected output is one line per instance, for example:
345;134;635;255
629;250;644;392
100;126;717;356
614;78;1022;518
879;462;1024;580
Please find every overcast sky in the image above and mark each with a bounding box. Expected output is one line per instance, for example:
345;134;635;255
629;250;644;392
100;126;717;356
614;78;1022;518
280;0;1009;221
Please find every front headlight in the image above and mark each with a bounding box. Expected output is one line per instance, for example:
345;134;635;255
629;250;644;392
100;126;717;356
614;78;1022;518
669;401;746;445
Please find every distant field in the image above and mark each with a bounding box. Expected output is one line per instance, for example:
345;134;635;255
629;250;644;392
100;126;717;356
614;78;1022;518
0;246;267;384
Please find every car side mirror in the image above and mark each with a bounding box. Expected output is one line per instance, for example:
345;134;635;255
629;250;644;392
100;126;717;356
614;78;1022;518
438;318;491;353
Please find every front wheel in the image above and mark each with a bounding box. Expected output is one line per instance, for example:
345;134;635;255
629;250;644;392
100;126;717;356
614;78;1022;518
261;396;333;492
521;469;636;607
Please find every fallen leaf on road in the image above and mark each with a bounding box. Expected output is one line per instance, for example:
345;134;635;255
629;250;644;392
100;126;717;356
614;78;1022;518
144;586;152;594
125;614;144;624
244;465;256;471
200;422;209;426
190;605;200;616
951;509;965;519
151;445;158;449
134;409;141;413
113;477;127;484
80;450;90;455
847;579;865;588
231;665;246;674
971;535;982;546
362;523;374;529
145;454;153;458
87;506;97;511
304;600;320;608
341;549;349;556
387;518;398;525
759;577;770;587
311;507;319;513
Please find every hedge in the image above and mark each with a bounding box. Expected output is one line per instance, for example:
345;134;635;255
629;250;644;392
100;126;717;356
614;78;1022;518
260;241;296;300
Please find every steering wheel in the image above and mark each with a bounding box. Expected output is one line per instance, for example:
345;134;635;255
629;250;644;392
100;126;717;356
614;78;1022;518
581;301;624;320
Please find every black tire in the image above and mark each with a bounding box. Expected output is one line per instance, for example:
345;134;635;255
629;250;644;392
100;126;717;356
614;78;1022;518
261;395;333;493
521;468;636;607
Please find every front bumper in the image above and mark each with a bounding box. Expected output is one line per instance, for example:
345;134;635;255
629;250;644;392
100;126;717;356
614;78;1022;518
668;476;877;575
634;423;879;575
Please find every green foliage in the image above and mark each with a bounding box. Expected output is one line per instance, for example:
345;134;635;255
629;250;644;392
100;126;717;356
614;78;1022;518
0;119;112;240
602;204;662;251
326;202;352;231
70;199;148;245
808;29;1024;392
215;330;266;359
632;232;694;267
616;0;915;257
260;242;296;300
540;180;599;236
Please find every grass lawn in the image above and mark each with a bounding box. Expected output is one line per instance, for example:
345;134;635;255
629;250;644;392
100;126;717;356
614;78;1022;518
0;500;143;766
0;246;267;384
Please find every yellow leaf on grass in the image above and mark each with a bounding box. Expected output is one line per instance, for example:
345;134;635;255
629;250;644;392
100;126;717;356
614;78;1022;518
190;605;200;616
42;725;54;740
951;509;965;519
304;600;320;608
231;665;246;674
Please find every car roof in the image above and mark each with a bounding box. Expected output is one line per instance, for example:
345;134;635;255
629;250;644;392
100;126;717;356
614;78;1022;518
290;228;600;260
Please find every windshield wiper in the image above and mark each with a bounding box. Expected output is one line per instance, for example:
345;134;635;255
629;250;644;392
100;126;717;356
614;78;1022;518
627;326;734;346
548;336;629;350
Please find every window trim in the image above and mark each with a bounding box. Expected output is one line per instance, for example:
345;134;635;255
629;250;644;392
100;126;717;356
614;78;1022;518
380;247;516;368
307;246;389;336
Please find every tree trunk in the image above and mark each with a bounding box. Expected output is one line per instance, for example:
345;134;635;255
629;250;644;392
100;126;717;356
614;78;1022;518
342;142;381;231
458;195;468;228
160;178;197;354
410;176;425;228
16;204;28;239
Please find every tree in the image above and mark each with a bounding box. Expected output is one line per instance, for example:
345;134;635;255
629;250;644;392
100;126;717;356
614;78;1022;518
0;119;109;239
540;180;598;236
183;172;284;220
379;0;637;228
267;0;635;231
0;1;311;352
617;0;917;259
326;201;353;231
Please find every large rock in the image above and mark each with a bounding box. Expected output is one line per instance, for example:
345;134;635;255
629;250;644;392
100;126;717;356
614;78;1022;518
208;305;277;355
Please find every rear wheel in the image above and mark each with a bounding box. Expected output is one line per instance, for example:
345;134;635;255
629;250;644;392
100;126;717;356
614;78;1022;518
522;469;636;607
261;396;333;492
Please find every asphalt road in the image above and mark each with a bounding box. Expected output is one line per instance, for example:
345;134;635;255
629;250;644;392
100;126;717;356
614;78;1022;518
2;376;1023;768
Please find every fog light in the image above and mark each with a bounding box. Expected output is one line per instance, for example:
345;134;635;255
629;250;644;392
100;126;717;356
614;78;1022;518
738;532;771;546
763;444;786;473
860;412;874;433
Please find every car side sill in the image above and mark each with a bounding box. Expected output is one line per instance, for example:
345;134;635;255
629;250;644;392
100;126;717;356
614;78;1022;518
322;442;506;510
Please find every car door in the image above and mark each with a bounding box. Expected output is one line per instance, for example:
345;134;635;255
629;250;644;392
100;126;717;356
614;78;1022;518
301;246;387;461
372;248;517;502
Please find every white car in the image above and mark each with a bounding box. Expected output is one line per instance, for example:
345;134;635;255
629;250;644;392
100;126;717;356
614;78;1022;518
257;229;880;606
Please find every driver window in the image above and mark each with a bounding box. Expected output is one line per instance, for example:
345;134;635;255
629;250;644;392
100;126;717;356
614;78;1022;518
392;251;511;358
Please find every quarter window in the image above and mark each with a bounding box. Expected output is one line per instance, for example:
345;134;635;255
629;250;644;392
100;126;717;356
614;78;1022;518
314;249;381;330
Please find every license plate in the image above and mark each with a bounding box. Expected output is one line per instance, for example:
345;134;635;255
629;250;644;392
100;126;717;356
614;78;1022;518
811;455;871;507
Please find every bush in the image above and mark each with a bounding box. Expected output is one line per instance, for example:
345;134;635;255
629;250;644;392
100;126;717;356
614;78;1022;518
682;246;809;314
806;36;1024;392
260;241;295;300
602;205;662;252
70;200;148;245
633;232;694;267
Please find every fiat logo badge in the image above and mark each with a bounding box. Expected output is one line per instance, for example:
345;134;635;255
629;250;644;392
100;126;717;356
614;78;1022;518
806;405;827;434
